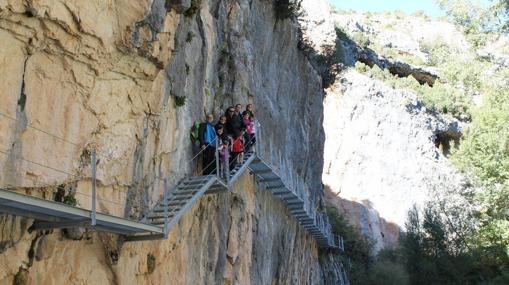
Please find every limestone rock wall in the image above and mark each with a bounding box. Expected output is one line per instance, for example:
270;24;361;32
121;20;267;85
322;70;467;251
0;0;341;284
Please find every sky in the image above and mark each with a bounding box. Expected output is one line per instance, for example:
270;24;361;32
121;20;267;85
328;0;446;18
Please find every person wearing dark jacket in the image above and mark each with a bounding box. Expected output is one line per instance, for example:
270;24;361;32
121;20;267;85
198;114;217;175
226;104;245;135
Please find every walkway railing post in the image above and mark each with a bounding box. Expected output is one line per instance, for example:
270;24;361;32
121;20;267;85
215;136;220;179
163;178;169;237
91;149;97;226
226;146;230;186
254;120;261;154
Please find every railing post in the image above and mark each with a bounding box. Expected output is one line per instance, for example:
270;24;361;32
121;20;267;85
163;178;169;237
226;146;230;186
91;149;97;226
254;120;261;154
215;136;220;179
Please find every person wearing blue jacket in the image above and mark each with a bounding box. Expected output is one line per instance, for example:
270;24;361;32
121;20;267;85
198;114;217;175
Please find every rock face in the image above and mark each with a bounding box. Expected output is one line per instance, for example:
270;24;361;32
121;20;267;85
323;70;467;251
0;0;343;284
333;11;471;61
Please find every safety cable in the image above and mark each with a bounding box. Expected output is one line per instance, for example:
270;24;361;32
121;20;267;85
1;175;127;208
0;111;80;147
0;149;80;178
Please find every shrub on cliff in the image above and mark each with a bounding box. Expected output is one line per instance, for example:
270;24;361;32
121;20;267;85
184;0;202;17
274;0;302;20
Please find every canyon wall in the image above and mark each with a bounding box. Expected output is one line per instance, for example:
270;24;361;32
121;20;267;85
321;9;473;251
0;0;342;284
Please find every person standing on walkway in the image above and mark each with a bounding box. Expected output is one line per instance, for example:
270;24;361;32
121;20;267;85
216;115;227;132
245;103;254;118
198;114;217;175
242;111;255;151
226;105;244;136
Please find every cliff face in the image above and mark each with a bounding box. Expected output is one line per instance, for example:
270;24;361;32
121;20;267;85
323;70;466;251
321;10;474;251
0;0;340;284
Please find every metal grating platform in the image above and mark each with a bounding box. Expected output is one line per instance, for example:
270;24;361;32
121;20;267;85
249;157;343;250
0;188;163;235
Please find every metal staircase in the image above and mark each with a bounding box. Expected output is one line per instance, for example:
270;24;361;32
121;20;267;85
249;157;344;250
125;149;257;241
0;120;344;251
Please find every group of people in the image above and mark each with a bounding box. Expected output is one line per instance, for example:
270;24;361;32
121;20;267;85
193;104;256;177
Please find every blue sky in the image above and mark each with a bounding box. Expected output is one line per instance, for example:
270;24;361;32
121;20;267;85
328;0;446;17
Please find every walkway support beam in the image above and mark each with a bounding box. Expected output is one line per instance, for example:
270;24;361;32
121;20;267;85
91;149;97;226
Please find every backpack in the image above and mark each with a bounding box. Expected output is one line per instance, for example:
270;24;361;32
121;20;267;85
190;121;200;142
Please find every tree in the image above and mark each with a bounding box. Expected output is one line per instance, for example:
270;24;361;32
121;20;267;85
436;0;509;33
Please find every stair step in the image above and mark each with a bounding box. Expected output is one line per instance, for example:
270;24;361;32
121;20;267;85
171;194;194;201
178;184;206;190
173;189;199;195
153;205;183;213
182;179;209;185
148;212;176;219
167;200;186;206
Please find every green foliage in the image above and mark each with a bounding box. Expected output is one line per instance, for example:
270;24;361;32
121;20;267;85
186;31;195;43
219;41;228;55
274;0;302;20
204;87;211;97
174;95;186;107
147;253;156;274
312;45;340;88
351;31;370;48
451;75;509;256
364;260;409;285
437;0;508;44
184;0;202;17
327;206;373;283
354;62;473;120
370;44;425;66
420;40;452;66
62;194;77;206
400;205;509;284
335;26;349;41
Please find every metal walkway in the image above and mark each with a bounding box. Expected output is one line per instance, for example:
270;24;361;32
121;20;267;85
0;188;163;235
0;126;343;250
125;149;257;241
249;157;344;250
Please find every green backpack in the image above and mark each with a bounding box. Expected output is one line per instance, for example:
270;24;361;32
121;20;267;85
190;121;200;142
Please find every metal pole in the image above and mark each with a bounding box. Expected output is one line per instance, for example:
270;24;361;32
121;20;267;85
255;120;261;154
215;136;220;179
163;178;168;237
226;146;230;186
91;149;97;226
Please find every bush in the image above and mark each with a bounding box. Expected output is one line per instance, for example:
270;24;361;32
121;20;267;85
352;32;370;48
174;95;186;107
365;260;410;285
354;61;473;120
63;194;77;206
186;31;195;43
451;78;509;257
401;204;509;284
274;0;302;20
312;45;340;88
184;0;202;17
